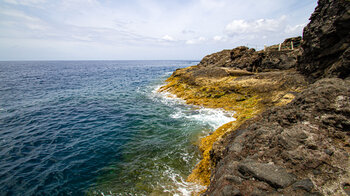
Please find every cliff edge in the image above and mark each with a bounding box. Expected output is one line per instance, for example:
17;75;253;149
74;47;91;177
160;0;350;195
298;0;350;81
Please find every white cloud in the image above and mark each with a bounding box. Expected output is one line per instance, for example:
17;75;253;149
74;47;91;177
0;0;318;60
185;40;195;45
60;0;99;10
162;35;175;41
225;15;287;35
200;0;226;9
186;36;207;45
285;23;307;34
213;35;223;41
182;29;195;34
0;8;42;22
3;0;46;6
26;23;48;30
71;35;92;42
198;37;206;41
0;8;48;32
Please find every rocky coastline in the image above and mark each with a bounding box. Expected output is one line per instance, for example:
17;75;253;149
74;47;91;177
160;0;349;195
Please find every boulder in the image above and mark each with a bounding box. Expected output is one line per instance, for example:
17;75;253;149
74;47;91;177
238;160;296;189
292;179;315;192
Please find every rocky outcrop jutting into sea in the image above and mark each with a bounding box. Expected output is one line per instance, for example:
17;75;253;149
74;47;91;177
206;77;350;195
160;0;349;195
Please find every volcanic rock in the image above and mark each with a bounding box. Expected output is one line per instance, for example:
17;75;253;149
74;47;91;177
297;0;350;81
205;78;350;195
238;160;296;189
198;38;302;73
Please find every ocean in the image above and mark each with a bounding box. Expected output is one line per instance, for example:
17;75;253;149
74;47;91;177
0;61;235;195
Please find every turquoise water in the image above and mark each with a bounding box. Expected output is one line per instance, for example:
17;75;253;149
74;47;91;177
0;61;235;195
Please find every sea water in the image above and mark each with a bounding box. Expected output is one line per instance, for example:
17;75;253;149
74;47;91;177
0;61;235;195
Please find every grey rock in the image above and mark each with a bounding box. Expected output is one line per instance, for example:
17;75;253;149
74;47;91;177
238;161;296;189
224;175;243;184
324;149;334;156
229;143;243;153
205;78;350;195
199;0;350;195
293;179;314;192
303;192;323;196
297;0;350;81
197;40;302;73
312;169;321;175
250;189;269;196
220;185;241;196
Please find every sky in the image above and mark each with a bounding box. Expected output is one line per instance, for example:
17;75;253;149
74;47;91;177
0;0;318;60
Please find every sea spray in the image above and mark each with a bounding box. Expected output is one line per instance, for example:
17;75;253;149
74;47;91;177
144;84;236;195
152;85;235;130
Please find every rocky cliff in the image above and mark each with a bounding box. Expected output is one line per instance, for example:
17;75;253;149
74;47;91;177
198;38;301;72
160;47;308;188
160;0;350;195
297;0;350;81
206;78;350;196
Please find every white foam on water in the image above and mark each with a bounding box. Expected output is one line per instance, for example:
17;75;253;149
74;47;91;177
148;83;236;195
161;165;207;196
172;107;235;130
164;71;174;76
151;84;235;130
150;84;186;107
181;152;191;165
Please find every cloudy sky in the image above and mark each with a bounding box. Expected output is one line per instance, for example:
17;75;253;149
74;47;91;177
0;0;317;60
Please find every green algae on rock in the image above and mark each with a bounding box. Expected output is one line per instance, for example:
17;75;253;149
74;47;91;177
204;0;350;195
160;1;349;194
159;46;309;188
160;0;350;195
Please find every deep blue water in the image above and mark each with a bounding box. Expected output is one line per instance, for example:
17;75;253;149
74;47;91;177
0;61;234;196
